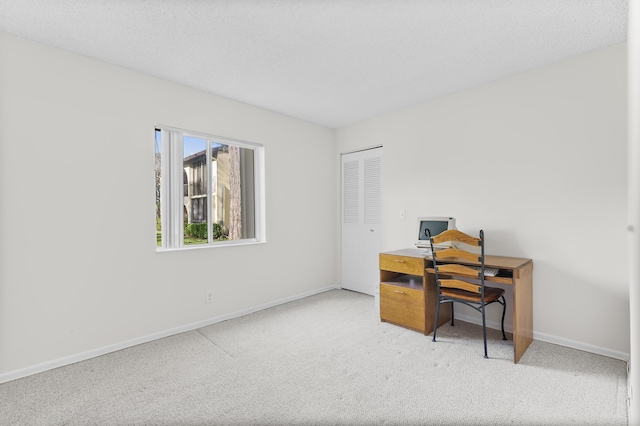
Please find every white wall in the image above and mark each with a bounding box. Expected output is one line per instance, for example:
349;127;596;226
0;32;339;379
628;0;639;421
336;43;629;358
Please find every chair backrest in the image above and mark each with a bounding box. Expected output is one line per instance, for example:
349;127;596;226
425;228;486;295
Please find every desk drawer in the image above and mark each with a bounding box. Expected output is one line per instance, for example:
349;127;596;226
379;254;424;276
380;283;425;332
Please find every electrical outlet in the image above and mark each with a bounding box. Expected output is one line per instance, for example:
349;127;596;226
205;292;213;304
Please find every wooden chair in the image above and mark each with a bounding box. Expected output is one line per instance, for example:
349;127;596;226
425;228;507;358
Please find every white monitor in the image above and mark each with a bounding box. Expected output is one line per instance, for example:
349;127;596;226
415;217;456;249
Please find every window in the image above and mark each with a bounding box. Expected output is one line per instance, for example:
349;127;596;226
155;127;265;250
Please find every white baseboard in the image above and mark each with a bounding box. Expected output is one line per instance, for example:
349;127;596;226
628;361;633;412
340;281;376;296
532;329;630;362
455;313;630;362
0;285;341;385
2;287;628;385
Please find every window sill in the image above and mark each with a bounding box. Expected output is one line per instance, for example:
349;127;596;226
156;239;266;252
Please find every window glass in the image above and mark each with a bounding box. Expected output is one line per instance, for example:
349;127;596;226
212;142;256;241
183;136;207;245
155;129;162;247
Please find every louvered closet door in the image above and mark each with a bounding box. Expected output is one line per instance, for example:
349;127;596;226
341;147;382;295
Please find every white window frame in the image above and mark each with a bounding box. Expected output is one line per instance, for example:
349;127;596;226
156;125;266;251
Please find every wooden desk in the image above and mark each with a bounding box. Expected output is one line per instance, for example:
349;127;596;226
380;248;533;363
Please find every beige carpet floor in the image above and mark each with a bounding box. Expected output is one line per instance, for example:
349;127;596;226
0;289;628;425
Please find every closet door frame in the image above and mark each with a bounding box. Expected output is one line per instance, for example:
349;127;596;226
341;146;383;295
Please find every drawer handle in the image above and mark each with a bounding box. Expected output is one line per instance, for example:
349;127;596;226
393;260;405;263
393;290;405;294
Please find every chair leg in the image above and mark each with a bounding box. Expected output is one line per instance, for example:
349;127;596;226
432;301;441;342
481;305;488;359
500;296;507;341
450;302;455;326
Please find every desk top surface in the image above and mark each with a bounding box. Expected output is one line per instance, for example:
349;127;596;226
382;248;532;270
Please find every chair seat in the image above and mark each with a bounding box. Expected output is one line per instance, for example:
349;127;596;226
440;286;505;303
428;229;509;357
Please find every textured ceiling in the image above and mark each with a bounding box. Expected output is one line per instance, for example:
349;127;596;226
0;0;629;128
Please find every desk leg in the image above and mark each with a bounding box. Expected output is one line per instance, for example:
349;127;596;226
424;273;452;336
512;262;534;363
